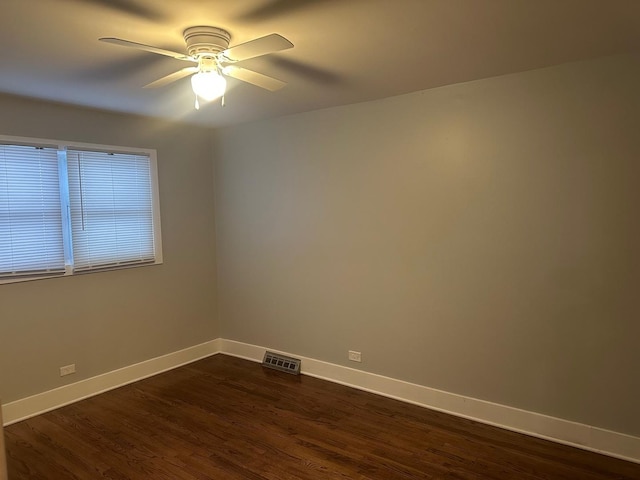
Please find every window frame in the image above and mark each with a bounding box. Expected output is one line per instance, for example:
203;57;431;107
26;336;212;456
0;134;163;285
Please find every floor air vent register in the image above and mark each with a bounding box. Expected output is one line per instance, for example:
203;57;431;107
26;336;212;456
262;351;301;375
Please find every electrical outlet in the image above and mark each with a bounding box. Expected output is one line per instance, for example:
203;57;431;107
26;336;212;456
60;364;76;377
348;350;362;363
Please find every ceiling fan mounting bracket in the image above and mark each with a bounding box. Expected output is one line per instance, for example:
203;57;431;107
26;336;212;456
183;26;231;58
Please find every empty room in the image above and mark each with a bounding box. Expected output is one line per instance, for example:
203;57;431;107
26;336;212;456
0;1;639;478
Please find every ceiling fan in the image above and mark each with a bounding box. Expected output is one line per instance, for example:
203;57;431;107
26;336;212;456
100;26;293;109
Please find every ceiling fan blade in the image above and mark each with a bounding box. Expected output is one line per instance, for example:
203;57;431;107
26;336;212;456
144;67;199;88
99;38;195;62
222;34;293;62
223;66;286;91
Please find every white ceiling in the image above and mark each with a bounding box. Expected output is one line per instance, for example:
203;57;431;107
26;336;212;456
1;0;638;128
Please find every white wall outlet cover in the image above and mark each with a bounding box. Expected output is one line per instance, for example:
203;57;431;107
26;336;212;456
60;364;76;377
348;351;362;362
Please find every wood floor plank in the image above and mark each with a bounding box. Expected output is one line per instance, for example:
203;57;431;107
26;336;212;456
4;355;640;479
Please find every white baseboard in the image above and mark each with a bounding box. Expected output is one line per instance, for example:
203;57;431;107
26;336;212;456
3;337;638;464
220;339;640;464
2;339;221;426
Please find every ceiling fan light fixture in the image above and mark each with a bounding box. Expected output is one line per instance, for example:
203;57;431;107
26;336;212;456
191;70;227;101
100;26;293;110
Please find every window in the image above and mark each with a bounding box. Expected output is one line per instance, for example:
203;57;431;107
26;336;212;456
0;144;65;278
0;136;162;284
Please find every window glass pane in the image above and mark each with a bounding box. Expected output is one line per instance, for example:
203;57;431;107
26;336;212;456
0;145;65;277
67;150;155;271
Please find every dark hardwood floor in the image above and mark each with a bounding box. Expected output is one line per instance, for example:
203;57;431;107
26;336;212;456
4;354;639;479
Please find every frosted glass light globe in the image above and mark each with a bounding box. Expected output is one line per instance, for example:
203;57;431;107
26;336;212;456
191;71;226;101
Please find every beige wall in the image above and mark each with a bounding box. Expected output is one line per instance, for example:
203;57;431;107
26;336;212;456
0;95;219;403
213;54;640;436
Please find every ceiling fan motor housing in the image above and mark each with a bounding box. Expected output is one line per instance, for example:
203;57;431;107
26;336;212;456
184;26;231;57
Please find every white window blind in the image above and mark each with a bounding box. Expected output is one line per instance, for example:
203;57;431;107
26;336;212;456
0;135;161;284
67;150;155;272
0;144;65;278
